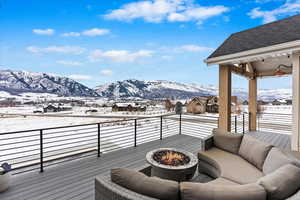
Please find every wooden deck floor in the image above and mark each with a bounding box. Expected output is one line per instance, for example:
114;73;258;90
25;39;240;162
0;132;291;200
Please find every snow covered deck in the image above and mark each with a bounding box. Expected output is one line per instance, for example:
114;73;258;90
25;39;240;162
0;133;290;200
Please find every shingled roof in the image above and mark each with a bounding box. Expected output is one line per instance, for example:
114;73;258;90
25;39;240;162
208;14;300;59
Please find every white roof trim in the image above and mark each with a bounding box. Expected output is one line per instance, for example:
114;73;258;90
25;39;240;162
204;39;300;66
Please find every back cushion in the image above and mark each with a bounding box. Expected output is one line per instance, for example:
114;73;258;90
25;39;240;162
263;148;297;174
111;168;179;200
180;182;266;200
212;128;228;135
239;134;273;170
258;164;300;200
213;132;243;154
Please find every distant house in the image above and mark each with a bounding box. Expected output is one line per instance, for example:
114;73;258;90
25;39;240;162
43;104;72;113
0;99;21;107
258;100;268;105
187;96;238;114
85;109;98;113
112;103;146;112
43;105;59;112
186;97;207;114
272;99;282;106
206;96;219;113
286;99;292;105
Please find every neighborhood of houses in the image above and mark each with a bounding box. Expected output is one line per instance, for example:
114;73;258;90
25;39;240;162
0;95;293;115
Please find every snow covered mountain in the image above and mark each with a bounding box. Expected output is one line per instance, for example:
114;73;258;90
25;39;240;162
95;79;291;101
94;79;249;100
0;70;99;97
0;70;291;100
95;79;215;99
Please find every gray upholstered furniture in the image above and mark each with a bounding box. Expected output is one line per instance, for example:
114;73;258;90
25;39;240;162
197;129;300;200
95;129;300;200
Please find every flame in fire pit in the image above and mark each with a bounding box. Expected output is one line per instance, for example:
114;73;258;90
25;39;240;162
161;152;184;165
152;150;190;166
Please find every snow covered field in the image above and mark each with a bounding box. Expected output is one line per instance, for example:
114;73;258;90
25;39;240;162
0;105;293;171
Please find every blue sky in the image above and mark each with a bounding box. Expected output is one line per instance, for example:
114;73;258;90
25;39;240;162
1;0;299;89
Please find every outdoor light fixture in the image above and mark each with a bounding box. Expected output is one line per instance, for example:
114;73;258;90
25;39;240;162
274;64;292;76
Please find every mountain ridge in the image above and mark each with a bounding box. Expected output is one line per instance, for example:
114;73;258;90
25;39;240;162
0;70;292;100
0;69;99;97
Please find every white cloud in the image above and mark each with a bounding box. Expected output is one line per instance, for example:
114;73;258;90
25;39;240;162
61;32;81;37
57;60;82;66
88;49;154;62
100;69;113;76
180;45;213;52
32;29;55;35
61;28;110;37
249;0;300;23
82;28;110;36
167;6;229;22
69;74;91;80
104;0;229;24
27;46;86;55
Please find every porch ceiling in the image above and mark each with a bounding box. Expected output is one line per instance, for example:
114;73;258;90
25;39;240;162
204;14;300;79
230;54;293;79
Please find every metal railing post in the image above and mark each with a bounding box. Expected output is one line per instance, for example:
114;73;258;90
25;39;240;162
40;129;44;173
134;119;137;147
248;112;251;131
160;116;163;140
97;123;101;157
179;114;182;135
242;113;245;134
235;115;237;133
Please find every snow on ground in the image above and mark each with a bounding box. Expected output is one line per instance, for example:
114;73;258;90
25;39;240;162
0;105;293;170
0;116;113;133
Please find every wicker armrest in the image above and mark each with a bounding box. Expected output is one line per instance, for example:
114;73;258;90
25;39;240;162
95;164;157;200
200;135;214;151
95;175;158;200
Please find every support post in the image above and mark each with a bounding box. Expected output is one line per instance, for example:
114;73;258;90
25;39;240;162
292;52;300;151
219;65;232;132
249;77;257;131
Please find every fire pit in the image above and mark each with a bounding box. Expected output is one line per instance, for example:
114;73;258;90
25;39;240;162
146;148;198;181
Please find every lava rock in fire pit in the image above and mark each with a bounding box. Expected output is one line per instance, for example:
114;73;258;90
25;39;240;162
153;150;190;166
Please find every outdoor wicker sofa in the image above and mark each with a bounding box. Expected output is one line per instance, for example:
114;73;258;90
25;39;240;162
95;129;300;200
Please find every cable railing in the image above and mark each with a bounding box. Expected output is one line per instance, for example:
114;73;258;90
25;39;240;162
0;113;249;174
231;113;249;134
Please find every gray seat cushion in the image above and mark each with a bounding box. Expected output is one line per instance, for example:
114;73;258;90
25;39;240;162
206;177;239;186
198;147;264;184
213;132;243;154
258;164;300;200
239;134;273;170
180;182;266;200
263;147;298;174
111;168;179;200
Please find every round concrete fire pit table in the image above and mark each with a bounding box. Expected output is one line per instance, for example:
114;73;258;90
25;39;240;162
146;148;198;182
